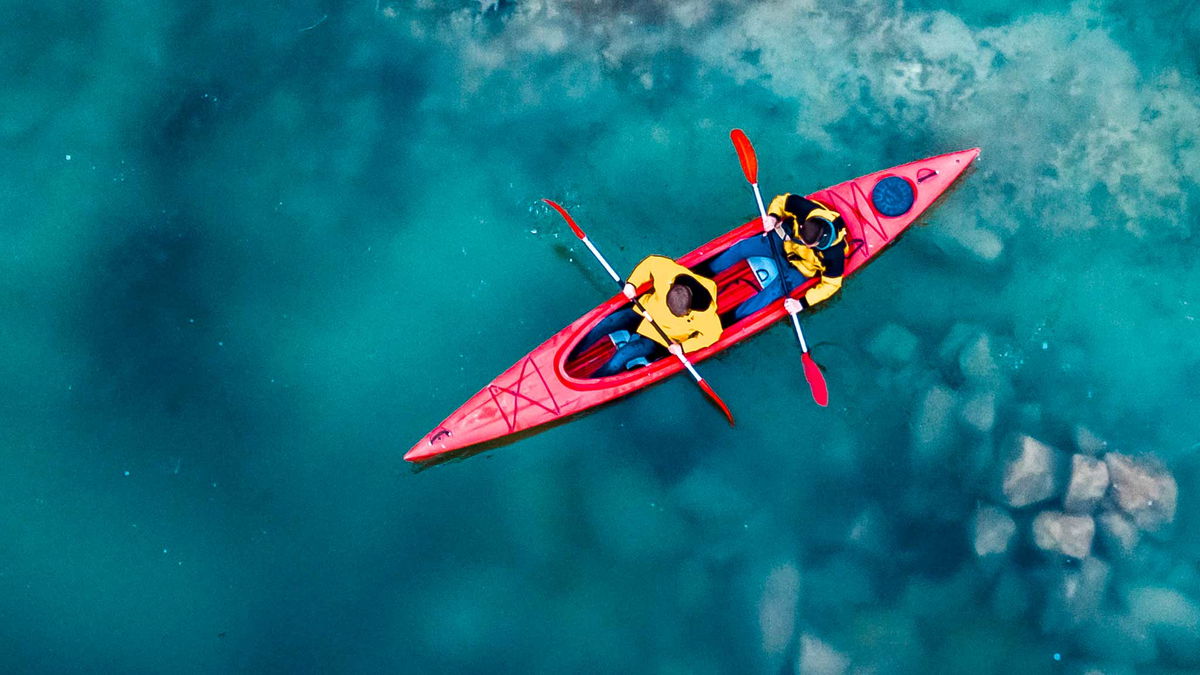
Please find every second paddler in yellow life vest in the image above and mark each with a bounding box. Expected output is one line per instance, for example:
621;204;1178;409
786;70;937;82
705;193;849;321
766;193;849;312
576;255;722;377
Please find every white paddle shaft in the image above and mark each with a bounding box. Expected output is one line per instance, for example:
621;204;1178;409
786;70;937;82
581;236;621;284
754;181;813;354
791;312;809;353
751;182;768;221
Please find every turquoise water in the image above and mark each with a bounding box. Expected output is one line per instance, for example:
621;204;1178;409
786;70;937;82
3;0;1199;671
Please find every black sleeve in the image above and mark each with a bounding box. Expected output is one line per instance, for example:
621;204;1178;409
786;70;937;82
784;195;822;219
819;240;846;278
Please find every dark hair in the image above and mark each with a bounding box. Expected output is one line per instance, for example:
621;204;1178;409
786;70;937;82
671;275;712;311
800;217;830;246
666;285;692;316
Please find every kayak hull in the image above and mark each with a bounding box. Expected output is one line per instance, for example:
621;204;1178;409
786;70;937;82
407;148;980;463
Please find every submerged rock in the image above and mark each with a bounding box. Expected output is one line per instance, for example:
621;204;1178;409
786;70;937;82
797;634;850;675
1126;586;1200;630
1096;509;1140;557
1046;556;1111;627
1033;510;1095;559
911;384;957;463
759;564;801;657
1104;453;1177;532
971;504;1016;556
937;322;981;364
947;224;1004;263
845;505;891;557
1000;435;1064;508
866;323;919;367
960;390;996;433
959;333;1000;384
1073;425;1109;455
1126;586;1200;661
1064;454;1110;514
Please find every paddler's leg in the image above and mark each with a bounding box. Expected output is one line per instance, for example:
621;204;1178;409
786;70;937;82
731;266;807;321
579;307;641;349
707;235;775;273
593;335;663;377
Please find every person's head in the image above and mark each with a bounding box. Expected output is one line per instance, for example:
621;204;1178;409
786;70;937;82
666;275;712;316
666;284;692;317
799;216;836;249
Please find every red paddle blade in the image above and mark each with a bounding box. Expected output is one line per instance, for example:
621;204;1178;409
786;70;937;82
543;198;585;239
730;128;758;184
698;380;736;427
801;353;829;407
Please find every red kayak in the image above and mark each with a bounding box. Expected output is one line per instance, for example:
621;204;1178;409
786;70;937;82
407;148;980;463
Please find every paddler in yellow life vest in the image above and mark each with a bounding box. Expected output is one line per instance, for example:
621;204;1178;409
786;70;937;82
577;255;722;377
706;193;849;321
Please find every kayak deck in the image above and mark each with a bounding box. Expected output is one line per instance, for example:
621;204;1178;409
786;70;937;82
407;148;980;463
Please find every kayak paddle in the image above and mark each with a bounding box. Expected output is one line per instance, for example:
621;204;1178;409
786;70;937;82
543;198;736;426
730;128;829;407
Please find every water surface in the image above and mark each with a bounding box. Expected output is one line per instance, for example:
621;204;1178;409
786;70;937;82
2;0;1198;671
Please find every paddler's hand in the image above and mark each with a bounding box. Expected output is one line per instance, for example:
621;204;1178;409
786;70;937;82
784;298;803;315
762;214;779;232
622;282;637;301
667;343;684;359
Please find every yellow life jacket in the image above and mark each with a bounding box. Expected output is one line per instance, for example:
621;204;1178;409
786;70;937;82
769;194;848;309
625;255;723;352
768;194;839;230
782;227;848;277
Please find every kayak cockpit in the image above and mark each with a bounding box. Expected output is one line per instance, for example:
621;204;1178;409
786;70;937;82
562;249;778;379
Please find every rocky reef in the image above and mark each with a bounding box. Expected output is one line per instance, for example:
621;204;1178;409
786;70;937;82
767;324;1197;674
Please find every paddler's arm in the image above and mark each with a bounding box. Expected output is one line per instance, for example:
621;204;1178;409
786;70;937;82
767;193;792;220
769;194;831;219
678;313;723;352
799;244;846;309
800;274;843;309
769;194;839;225
625;255;676;295
623;256;655;299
